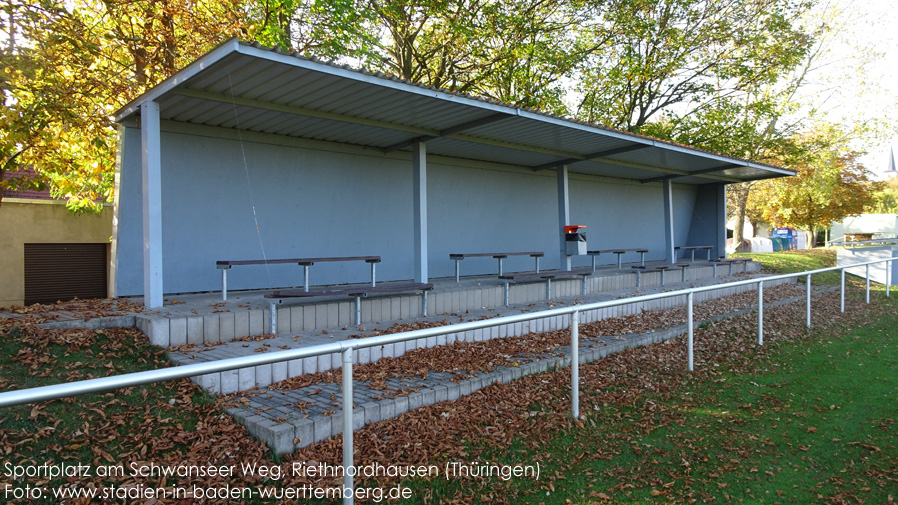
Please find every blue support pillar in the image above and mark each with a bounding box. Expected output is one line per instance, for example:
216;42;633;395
715;183;727;259
141;101;163;308
557;165;571;270
662;178;675;263
413;142;428;283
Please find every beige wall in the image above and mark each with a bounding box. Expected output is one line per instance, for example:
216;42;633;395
0;200;113;307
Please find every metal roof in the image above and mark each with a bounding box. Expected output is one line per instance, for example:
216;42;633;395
116;38;794;185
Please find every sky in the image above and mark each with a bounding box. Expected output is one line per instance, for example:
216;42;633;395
809;0;898;177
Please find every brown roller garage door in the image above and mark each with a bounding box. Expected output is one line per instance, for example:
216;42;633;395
24;243;108;305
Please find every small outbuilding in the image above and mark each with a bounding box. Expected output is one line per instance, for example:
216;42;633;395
111;39;794;308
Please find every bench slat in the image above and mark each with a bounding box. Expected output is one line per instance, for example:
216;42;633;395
218;255;380;267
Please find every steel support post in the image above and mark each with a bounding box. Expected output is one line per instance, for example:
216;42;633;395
758;281;764;346
806;274;812;328
570;310;579;418
342;348;354;505
866;264;871;304
687;292;694;371
841;268;846;312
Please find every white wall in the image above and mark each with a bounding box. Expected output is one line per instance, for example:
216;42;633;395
832;214;898;237
113;122;720;296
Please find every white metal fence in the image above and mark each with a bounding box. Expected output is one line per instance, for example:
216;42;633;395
0;256;895;504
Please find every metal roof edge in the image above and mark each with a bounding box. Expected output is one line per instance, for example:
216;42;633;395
114;38;242;122
235;42;522;120
651;141;795;176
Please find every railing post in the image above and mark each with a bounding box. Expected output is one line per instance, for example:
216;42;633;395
866;264;870;304
840;268;846;313
888;259;892;298
806;273;812;328
687;291;694;372
570;310;579;419
342;348;354;505
757;280;764;346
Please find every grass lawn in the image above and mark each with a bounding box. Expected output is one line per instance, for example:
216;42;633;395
415;295;897;504
1;249;895;504
732;248;842;285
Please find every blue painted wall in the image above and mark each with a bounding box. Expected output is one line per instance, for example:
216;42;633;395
113;122;715;296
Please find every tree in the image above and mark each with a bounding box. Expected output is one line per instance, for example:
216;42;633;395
575;0;813;132
747;127;882;246
360;0;590;114
0;0;250;211
864;177;898;214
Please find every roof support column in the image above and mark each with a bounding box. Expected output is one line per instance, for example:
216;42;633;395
141;101;163;308
413;142;428;283
715;183;727;260
662;178;675;263
557;165;571;271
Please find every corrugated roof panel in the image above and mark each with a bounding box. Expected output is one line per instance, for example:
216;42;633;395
116;39;794;185
426;137;563;167
164;97;224;123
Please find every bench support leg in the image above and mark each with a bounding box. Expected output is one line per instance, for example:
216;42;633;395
222;269;228;301
497;257;504;276
640;252;646;266
636;270;642;288
591;255;597;272
728;263;733;276
581;276;587;296
354;296;361;326
503;283;510;306
370;262;376;287
269;302;277;334
713;263;718;277
422;291;428;317
454;259;461;283
617;254;623;269
681;267;687;283
303;265;310;293
535;256;540;273
660;269;666;286
691;250;696;263
546;279;552;299
706;249;712;261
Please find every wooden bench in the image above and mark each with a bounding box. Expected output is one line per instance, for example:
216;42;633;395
216;256;381;300
631;263;690;287
449;252;544;282
710;257;751;277
587;248;649;270
265;282;433;331
498;269;591;306
675;245;714;262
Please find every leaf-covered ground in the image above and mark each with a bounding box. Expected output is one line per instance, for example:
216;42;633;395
1;250;895;504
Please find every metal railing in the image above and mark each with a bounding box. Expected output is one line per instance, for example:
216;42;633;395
1;256;896;504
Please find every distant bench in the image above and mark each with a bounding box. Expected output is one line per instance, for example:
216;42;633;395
587;248;649;270
710;257;751;276
264;282;433;332
498;269;591;306
675;245;714;262
450;252;544;282
631;263;690;287
216;256;381;301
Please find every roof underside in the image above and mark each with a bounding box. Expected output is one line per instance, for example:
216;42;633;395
116;39;794;185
